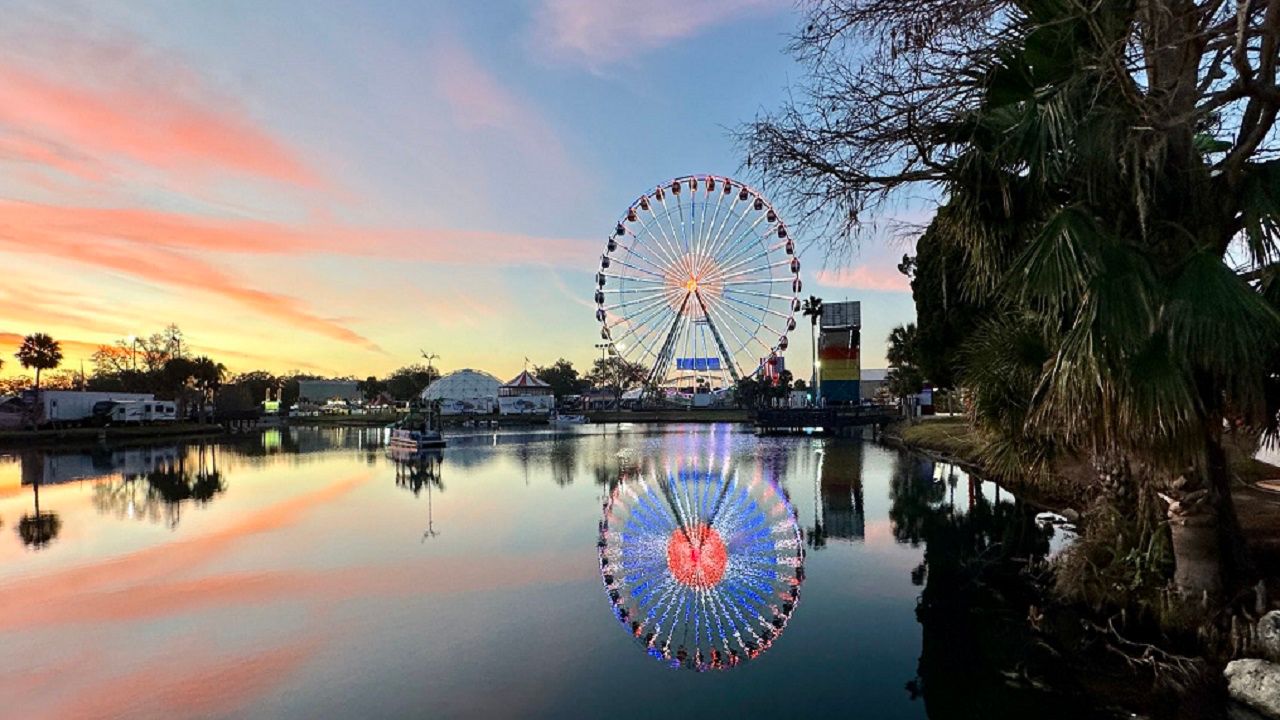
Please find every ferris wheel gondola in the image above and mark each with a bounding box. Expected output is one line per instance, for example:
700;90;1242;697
594;174;800;392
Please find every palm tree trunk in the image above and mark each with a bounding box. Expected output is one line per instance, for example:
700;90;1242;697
1165;432;1251;602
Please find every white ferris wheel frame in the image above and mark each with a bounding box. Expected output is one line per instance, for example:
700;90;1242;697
594;174;801;391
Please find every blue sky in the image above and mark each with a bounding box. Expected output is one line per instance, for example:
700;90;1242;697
0;0;916;379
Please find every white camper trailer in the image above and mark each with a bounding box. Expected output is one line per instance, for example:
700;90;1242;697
26;390;156;426
108;400;177;425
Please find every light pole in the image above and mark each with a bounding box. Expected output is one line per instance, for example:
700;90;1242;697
127;335;138;371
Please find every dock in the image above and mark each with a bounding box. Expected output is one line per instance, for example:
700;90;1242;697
754;406;899;436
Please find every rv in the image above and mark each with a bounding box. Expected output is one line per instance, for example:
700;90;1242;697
24;390;155;426
108;400;177;425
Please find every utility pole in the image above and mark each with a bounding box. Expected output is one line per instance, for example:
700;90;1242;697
420;351;439;378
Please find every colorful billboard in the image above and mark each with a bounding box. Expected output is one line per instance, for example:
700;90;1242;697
819;301;861;403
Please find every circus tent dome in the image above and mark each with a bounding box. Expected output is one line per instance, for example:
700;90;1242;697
420;369;501;414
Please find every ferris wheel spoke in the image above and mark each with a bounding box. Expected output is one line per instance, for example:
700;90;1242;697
701;198;754;270
613;295;681;343
727;288;796;302
706;298;775;355
703;247;774;284
713;260;794;284
599;272;668;285
613;238;676;277
655;196;694;278
636;206;690;279
603;285;676;296
704;207;770;270
712;228;784;280
699;299;759;374
622;306;681;366
710;295;768;341
607;255;668;280
721;292;795;323
623;224;681;278
720;277;793;286
605;288;680;318
693;187;720;267
693;291;743;382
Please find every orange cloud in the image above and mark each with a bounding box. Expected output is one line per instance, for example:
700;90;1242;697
0;332;104;360
0;59;318;187
0;234;382;352
814;266;912;293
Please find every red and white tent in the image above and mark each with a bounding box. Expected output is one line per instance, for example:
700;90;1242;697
499;370;553;396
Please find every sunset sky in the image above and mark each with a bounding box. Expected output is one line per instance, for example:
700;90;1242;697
0;1;917;381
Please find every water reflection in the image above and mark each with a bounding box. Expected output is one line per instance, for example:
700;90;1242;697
18;479;59;548
808;442;866;549
599;458;805;671
886;453;1073;717
92;445;227;528
389;448;444;540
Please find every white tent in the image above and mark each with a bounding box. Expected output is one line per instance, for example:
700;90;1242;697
420;369;501;415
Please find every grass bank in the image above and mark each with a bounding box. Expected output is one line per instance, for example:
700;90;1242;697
0;422;224;449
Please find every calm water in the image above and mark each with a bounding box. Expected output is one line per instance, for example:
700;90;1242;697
0;425;1081;719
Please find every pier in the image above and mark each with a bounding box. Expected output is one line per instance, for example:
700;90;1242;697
754;406;898;436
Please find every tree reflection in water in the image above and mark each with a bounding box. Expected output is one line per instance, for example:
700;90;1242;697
92;444;226;529
885;452;1119;719
18;478;60;549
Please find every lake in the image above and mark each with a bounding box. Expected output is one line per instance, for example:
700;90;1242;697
0;424;1090;719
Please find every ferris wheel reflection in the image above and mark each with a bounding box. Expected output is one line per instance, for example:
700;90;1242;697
598;457;805;671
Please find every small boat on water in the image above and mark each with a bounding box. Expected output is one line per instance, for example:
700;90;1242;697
389;427;446;449
551;412;588;425
388;405;447;450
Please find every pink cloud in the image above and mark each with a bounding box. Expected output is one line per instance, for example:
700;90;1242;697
814;266;912;293
0;53;319;187
532;0;790;67
0;199;594;267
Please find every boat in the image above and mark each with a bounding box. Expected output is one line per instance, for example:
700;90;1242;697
388;404;447;450
389;427;446;449
551;412;588;425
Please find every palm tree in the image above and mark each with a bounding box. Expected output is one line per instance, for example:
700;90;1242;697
15;333;62;397
801;296;822;403
190;356;226;422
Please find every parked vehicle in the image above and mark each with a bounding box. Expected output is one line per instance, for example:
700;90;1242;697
107;400;177;425
23;390;155;427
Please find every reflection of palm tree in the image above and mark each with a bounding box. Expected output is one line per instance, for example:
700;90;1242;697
18;479;61;549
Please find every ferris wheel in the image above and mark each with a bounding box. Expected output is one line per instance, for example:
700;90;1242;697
598;459;805;671
594;174;801;391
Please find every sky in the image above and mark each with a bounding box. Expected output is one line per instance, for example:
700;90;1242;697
0;0;917;382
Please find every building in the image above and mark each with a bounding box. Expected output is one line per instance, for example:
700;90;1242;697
296;380;361;404
498;370;555;415
860;369;888;402
818;301;861;404
420;369;501;415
